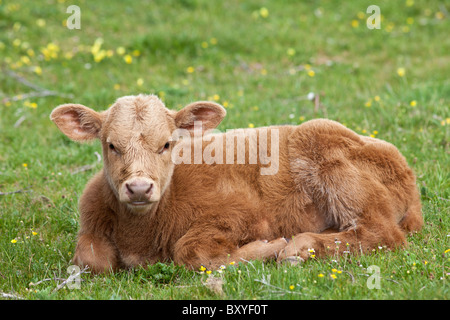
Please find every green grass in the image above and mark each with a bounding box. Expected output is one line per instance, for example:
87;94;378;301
0;0;449;300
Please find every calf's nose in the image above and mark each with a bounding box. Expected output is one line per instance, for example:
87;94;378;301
125;180;153;201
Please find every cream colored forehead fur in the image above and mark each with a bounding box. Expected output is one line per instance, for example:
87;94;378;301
102;94;175;148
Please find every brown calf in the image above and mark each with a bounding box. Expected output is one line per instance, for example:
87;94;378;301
50;94;422;273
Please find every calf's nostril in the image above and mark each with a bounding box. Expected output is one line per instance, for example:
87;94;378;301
126;183;134;194
145;184;153;195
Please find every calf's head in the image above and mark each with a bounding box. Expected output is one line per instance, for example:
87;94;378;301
51;94;225;213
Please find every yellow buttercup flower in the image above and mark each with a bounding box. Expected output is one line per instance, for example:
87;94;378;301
11;239;17;244
397;67;406;77
186;66;195;73
259;7;269;18
124;55;133;64
116;47;126;55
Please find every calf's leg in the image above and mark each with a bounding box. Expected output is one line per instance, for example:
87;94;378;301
72;234;120;273
173;227;287;270
277;215;407;263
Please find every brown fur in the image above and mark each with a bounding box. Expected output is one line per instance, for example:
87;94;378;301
50;94;422;273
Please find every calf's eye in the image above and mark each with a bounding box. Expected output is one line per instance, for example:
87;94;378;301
109;143;115;151
159;142;171;154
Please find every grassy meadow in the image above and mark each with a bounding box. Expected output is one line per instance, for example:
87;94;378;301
0;0;449;300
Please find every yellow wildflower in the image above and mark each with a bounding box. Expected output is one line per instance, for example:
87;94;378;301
212;94;220;101
210;38;218;45
229;261;235;265
201;41;208;49
259;7;269;18
136;78;144;86
287;48;296;56
318;273;324;278
351;20;359;28
132;50;141;57
435;12;444;20
62;51;73;59
444;249;450;254
410;100;417;107
330;274;337;279
289;285;294;290
248;123;255;128
113;84;120;90
22;163;28;167
116;47;126;55
206;270;212;274
93;50;106;63
11;239;18;244
374;95;381;102
36;19;46;27
307;70;315;77
186;66;195;73
124;55;133;64
32;231;38;236
261;68;267;75
397;67;406;77
199;265;206;272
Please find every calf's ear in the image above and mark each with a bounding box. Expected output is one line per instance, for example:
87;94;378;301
50;104;103;142
174;101;226;132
